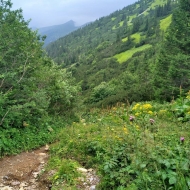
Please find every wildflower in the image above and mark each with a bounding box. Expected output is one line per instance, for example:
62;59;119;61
123;127;128;134
132;103;140;110
112;107;117;111
135;112;140;116
148;111;153;115
142;103;152;110
186;91;190;99
149;118;155;124
135;125;140;130
180;137;185;142
129;115;135;121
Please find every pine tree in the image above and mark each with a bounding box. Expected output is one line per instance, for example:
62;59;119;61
153;0;190;100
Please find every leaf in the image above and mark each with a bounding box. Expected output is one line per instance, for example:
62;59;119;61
104;164;109;171
162;172;167;180
163;160;171;168
169;176;177;185
140;163;147;168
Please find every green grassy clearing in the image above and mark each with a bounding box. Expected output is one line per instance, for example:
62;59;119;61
114;44;152;63
122;32;142;43
160;14;172;31
128;14;136;25
112;21;124;30
141;0;167;16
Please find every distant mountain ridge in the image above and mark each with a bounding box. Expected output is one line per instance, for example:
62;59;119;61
37;20;79;46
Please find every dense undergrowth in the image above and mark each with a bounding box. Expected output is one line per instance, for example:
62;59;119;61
46;93;190;190
0;116;78;156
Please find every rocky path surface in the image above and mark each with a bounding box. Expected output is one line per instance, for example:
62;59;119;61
0;146;50;190
0;146;99;190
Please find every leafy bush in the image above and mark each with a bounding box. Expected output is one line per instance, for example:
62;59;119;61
0;0;79;156
172;91;190;121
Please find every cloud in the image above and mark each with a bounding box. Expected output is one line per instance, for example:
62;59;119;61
11;0;137;28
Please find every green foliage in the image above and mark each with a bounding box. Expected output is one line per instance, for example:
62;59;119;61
0;117;65;156
88;82;116;103
0;0;79;156
48;158;81;186
172;91;190;121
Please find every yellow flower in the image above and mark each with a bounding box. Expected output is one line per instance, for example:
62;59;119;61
148;111;153;115
142;103;152;110
186;91;190;99
135;112;140;116
123;127;129;134
112;107;117;110
132;103;140;110
135;125;140;130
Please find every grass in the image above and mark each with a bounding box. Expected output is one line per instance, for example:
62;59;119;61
114;44;152;63
160;14;172;31
112;21;124;30
128;14;136;25
46;97;190;189
119;21;124;27
111;17;116;21
122;32;142;43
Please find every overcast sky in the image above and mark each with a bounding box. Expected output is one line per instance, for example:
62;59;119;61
11;0;137;28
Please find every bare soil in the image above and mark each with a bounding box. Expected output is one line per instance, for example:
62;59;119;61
0;146;51;190
0;146;100;190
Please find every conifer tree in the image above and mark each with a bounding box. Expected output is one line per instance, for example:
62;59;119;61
153;0;190;100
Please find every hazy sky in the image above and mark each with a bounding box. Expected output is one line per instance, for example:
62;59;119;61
11;0;137;28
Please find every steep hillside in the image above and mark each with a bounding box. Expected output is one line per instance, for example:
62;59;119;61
46;0;178;106
38;20;79;46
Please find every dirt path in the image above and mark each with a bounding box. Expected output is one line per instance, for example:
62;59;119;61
0;146;100;190
0;146;50;190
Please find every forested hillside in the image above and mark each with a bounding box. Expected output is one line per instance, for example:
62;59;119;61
46;0;186;107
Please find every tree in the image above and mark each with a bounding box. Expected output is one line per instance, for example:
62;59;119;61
0;0;79;128
153;0;190;100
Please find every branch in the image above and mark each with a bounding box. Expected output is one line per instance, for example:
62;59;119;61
0;78;5;88
17;55;29;84
6;54;29;94
0;109;10;126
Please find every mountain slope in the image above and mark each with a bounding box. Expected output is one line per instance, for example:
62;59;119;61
45;0;178;106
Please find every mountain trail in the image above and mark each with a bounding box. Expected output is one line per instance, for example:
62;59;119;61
0;146;99;190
